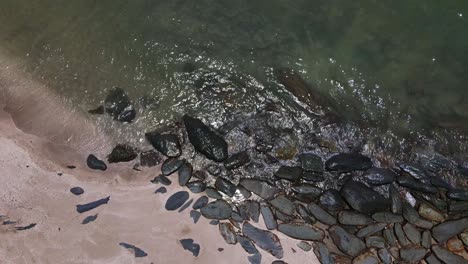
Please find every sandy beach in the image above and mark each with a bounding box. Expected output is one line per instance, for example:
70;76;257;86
0;51;318;264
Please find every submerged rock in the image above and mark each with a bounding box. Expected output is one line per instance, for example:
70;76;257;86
325;153;372;172
200;200;231;220
86;154;107;171
299;153;323;172
362;168;396;185
240;179;278;200
108;144;137;163
179;238;200;257
274;166;303;181
154;186;167;194
183;115;228;162
161;158;184;176
224;151;250;170
278;223;324;241
340;180;390;214
104;87;136;122
145;132;181;157
165;191;190;211
242;222;283;259
219;222;237;245
88;105;104;115
329;225;366;257
432;218;468;243
70;187;84;196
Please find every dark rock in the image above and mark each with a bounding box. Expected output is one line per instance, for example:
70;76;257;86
429;176;452;189
86;154;107;171
190;210;201;223
432;218;468;243
449;201;468;212
224;151;250;170
329;225;366;257
296;204;316;225
117;107;136;122
210;220;220;225
274;210;292;222
340;180;390;214
422;230;432;249
372;212;404;224
246;200;261;223
70;187;84;196
179;238;200;257
15;223;36;231
108;144;137;163
186;181;206;193
297;241;312;252
319;189;345;211
260;205;277;230
240;179;278;200
269;195;295;215
426;254;443;264
299;153;323;172
237;185;252;199
242;222;283;259
205;187;223;199
81;214;98;224
66;165;76;169
307;203;336;225
383;228;398;247
200;200;231;220
145;132;181;157
389;185;402;214
278;223;324;241
192;170;207;180
419;203;445;222
214;177;237;197
356;223;387;238
140;150;162;167
119;242;148;257
183;115;228;162
402;202;420;224
339;211;373;226
448;189;468;201
231;211;244;223
178;163;193;186
399;164;428;180
165;191;190;211
291;184;322;199
394;223;411;246
88;105;104;115
219;223;237;245
248;253;262;264
397;175;438;194
313;242;334;264
403;223;421;244
432;245;468;264
237;235;259;254
76;196;110;213
302;172;325;182
353;252;379;264
325;153;372;172
178;199;193;213
104;87;136;122
161;158;184;176
331;254;352;264
274;166;303;181
362;168;396;185
378;248;392;264
154;186;167;194
192;196;208;210
237;204;250;220
400;245;427;263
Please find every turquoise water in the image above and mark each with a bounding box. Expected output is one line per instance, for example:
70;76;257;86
0;0;467;133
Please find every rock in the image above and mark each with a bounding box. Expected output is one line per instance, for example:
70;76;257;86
117;107;136;122
403;223;421;244
237;235;259;255
248;253;262;264
210;220;219;225
419;203;445;222
275;146;297;160
297;241;312;252
399;164;428;180
313;242;334;264
292;184;322;199
275;209;293;222
432;246;468;264
165;191;190;211
447;237;464;253
362;168;396;185
274;166;303;181
183;115;228;162
81;214;98;225
339;211;373;226
224;151;250;170
76;196;110;213
365;236;386;249
402;202;420;224
331;254;352;264
154;187;167;194
261;205;277;230
449;201;468;212
415;218;435;230
389;185;402;214
86;154;107;171
426;254;443;264
388;247;400;260
329;225;366;257
460;231;468;247
178;163;193;186
145;132;181;157
429;176;452;189
206;164;221;175
319;189;345;211
356;223;387;238
269;195;295;215
193;196;208;210
303;172;325;182
307;203;336;225
378;248;392;264
246;200;261;223
206;187;223;199
70;187;84;196
432;218;468;243
448;189;468;201
242;222;283;259
179;238;200;257
240;179;278;200
219;223;237;245
161;158;184;176
353;252;379;264
186;181;206;193
237;185;252;199
296;204;316;225
88;105;104;115
372;212;404;224
156;175;172;186
178;199;193;213
422;230;432;249
383;228;398;247
264;154;279;164
278;223;324;241
140;150;162;167
190;210;201;224
400;245;427;263
397;175;438;194
214;177;237;197
299;153;323;172
119;242;147;257
325;153;372;172
340;180;390;214
200;200;231;220
394;223;411;246
104;87;136;122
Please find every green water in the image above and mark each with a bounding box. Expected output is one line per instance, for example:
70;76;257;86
1;0;467;132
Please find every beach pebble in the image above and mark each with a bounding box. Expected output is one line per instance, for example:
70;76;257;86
432;218;468;243
108;144;137;163
155;186;167;194
215;177;237;197
205;187;223;199
179;238;200;257
432;245;468;264
192;196;208;210
447;189;468;201
362;168;396;185
325;153;372;172
302;171;325;182
119;242;148;257
277;223;324;241
186;181;206;193
178;199;193;213
400;245;427;263
190;210;201;224
299;153;323;172
237;235;259;254
145;132;181;157
339;210;373;226
418;203;445;222
246;200;260;223
70;187;84;196
240;179;278;200
161;158;184;176
378;248;392;264
399;164;428;180
329;225;366;257
274;166;303;181
260;205;277;230
356;223;387;238
447;237;464;252
81;214;98;224
76;196;110;213
365;236;386;249
422;230;432;249
371;211;403;223
224;151;250;170
165;191;190;211
383;228;398;247
219;223;237;245
353;252;379;264
319;189;345;211
403;223;421;244
402;202;420;224
242;222;283;259
389;185;402;214
178;163;193;186
140;150;162;167
269;195;295;215
155;175;172;186
86;154;107;171
426;254;443;264
397;175;438;194
297;241;312;252
307;203;336;225
200;200;231;220
340;180;390;214
291;184;322;201
313;242;333;264
394;223;410;246
296;204;316;225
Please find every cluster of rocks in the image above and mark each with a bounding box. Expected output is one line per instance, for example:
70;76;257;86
84;109;468;264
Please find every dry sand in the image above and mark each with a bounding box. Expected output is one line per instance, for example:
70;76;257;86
0;51;319;263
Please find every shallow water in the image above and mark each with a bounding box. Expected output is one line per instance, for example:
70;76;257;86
0;0;467;135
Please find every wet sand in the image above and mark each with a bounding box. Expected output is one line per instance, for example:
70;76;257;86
0;51;318;263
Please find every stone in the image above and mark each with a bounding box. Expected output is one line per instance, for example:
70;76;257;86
88;105;104;115
178;163;193;186
107;144;138;163
140;150;162;167
319;189;345;211
432;245;468;264
104;87;136;122
400;245;427;263
432;218;468;243
119;242;147;257
224;151;250;170
383;228;398;247
329;225;366;257
299;153;323;172
365;236;386;249
303;171;325;182
448;189;468;201
70;187;84;196
76;196;110;213
214;177;237;197
372;212;404;224
389;185;402;214
86;154;107;171
394;223;410;246
237;235;259;255
399;164;428;180
200;200;232;220
307;203;336;225
206;187;223;199
156;175;172;186
186;181;206;193
274;166;303;181
260;205;277;230
179;238;200;257
278;223;324;241
362;168;396;185
447;237;464;252
240;179;278;200
422;230;432;249
426;254;443;264
419;203;445;222
219;223;237;245
403;223;421;244
449;201;468;212
269;195;296;215
397;175;438;194
178;199;193;213
339;211;373;226
415;218;434;230
237;185;252;199
402;202;420;224
356;223;387;238
313;242;334;264
340;180;390;214
297;241;312;252
325;153;372;172
145;132;181;157
190;210;201;223
161;158;184;176
82;214;98;225
353;252;379;264
165;191;190;211
154;187;167;194
183;115;228;162
292;184;322;198
460;231;468;247
246;200;261;223
192;196;208;210
242;222;283;259
378;248;392;264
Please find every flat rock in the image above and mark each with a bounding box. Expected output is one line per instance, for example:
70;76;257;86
339;210;373;226
161;158;184;176
362;168;396;185
299;153;323;172
260;205;277;230
378;248;392;264
383;228;398;247
307;203;336;225
422;230;432;249
397;175;438;194
145;132;181;157
365;236;386;249
329;225;366;257
313;242;334;264
165;191;190;211
224;151;250;170
179;238;200;257
340;180;390;214
70;187;84;196
278;223;324;241
269;195;295;215
215;177;237;197
448;189;468;201
402;202;420;224
242;222;283;259
319;189;345;211
154;186;167;194
419;203;445;222
389;185;402;214
394;223;410;246
140;150;162;167
297;241;312;252
219;222;237;245
86;154;107;171
108;144;137;163
104;87;136;122
190;210;201;224
399;164;428;180
325;153;372;172
240;179;278;200
178;163;193;186
353;252;379;264
356;223;387;238
274;166;303;181
192;196;208;210
200;200;231;220
432;218;468;243
432;245;468;264
237;235;259;255
183;115;228;162
372;212;404;224
246;200;260;223
186;181;206;193
403;223;421;244
400;245;427;263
